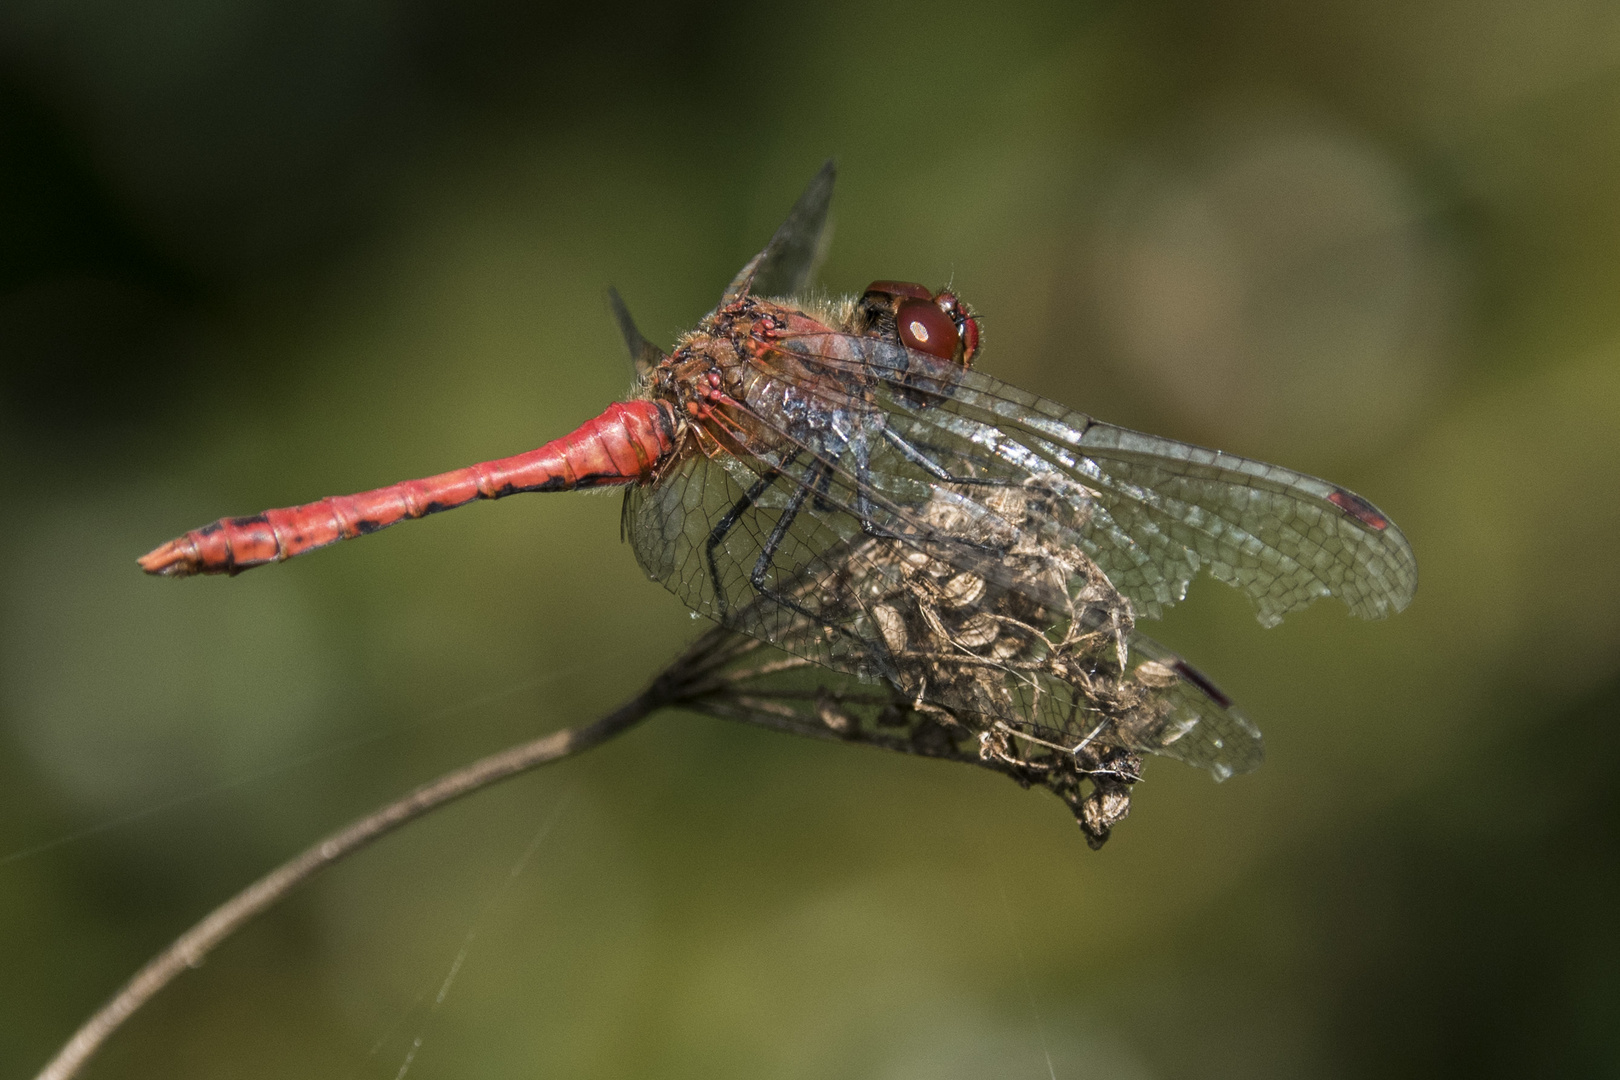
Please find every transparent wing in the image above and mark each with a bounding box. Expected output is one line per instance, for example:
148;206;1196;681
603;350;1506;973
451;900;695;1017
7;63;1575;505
766;333;1418;627
722;160;836;304
625;317;1407;780
625;442;1263;779
1120;632;1263;777
607;286;668;384
917;369;1418;625
626;450;866;665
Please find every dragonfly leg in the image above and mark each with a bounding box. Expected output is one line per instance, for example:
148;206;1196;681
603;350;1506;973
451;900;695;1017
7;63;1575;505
842;433;1028;573
810;458;838;512
738;460;900;681
880;428;1016;487
703;451;859;639
848;442;990;549
747;467;815;595
705;457;794;618
849;440;907;542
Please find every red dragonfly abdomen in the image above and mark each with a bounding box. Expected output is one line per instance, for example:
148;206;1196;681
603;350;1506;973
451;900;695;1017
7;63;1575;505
139;399;678;577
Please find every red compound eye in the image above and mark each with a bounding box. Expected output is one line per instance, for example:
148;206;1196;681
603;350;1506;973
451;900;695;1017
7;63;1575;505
863;280;933;301
896;298;959;360
933;291;980;363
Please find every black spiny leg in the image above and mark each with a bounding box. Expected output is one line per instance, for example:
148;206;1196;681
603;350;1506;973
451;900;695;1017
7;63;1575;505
852;443;903;541
748;465;816;599
845;430;1019;565
881;427;1013;487
810;457;837;512
741;460;890;676
705;454;796;617
705;456;871;660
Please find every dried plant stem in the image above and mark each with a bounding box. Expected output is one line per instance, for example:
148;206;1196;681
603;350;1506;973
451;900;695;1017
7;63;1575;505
33;617;1126;1080
33;684;665;1080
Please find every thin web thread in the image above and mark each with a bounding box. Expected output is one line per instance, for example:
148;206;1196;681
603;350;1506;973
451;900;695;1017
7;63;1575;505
375;789;574;1080
0;673;565;870
998;880;1059;1080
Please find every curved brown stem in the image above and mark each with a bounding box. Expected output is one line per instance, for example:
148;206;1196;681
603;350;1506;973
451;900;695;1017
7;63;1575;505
32;619;1042;1080
32;682;666;1080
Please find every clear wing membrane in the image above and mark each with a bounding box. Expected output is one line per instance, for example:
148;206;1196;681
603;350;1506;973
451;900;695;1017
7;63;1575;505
758;341;1418;628
723;159;836;303
906;368;1418;626
607;286;667;383
626;322;1412;779
626;448;1264;778
626;379;1271;778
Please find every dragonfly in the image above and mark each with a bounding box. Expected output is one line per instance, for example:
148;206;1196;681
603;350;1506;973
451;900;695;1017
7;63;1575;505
140;161;1416;800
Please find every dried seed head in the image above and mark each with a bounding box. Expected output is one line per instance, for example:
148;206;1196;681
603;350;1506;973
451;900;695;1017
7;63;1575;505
955;612;1000;649
1134;660;1178;688
940;572;987;609
815;689;857;736
900;546;933;569
990;634;1025;660
1080;784;1133;849
872;604;908;654
706;469;1194;850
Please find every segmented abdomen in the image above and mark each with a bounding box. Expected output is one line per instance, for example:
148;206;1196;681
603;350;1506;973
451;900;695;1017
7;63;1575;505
139;399;677;577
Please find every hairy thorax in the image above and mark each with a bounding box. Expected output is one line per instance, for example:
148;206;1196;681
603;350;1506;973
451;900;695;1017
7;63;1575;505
643;294;877;467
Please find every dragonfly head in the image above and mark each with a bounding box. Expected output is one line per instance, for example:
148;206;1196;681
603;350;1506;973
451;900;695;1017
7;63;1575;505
859;281;981;367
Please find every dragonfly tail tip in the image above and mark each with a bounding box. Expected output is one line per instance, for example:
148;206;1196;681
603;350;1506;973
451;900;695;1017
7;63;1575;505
138;537;202;577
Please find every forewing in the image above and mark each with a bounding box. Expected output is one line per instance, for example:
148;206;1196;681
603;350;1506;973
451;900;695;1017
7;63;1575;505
787;341;1417;627
940;372;1416;624
722;160;836;304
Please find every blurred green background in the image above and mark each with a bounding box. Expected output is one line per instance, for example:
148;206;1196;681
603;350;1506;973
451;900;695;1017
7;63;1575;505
3;0;1618;1076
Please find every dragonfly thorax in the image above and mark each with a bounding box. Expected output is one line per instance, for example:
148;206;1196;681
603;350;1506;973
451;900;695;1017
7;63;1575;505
647;295;879;464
